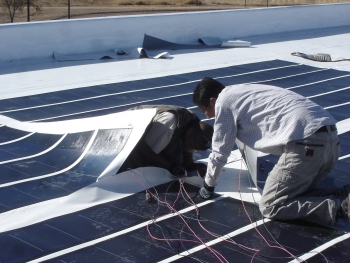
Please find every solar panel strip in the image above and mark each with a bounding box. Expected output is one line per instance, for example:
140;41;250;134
29;94;193;123
0;64;307;122
157;219;269;263
173;220;346;263
39;197;345;263
26;196;261;263
326;104;350;122
0;134;66;164
6;64;307;113
1;60;350;263
0;60;296;113
0;132;93;186
340;154;350;161
1;182;210;263
0;126;33;144
338;132;350;156
0;128;131;212
302;235;350;263
37;96;194;123
2;65;345;123
263;69;350;89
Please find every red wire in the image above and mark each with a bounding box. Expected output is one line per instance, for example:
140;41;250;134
129;170;229;263
237;159;300;263
181;184;259;253
129;164;300;263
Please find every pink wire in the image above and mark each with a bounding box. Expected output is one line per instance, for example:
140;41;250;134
129;165;300;263
129;170;229;263
237;159;300;263
181;184;259;253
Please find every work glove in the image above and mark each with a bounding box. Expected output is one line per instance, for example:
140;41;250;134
168;163;186;177
199;182;215;200
186;163;207;178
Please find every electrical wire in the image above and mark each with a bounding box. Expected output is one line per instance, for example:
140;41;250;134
243;158;330;263
128;159;330;263
129;169;229;263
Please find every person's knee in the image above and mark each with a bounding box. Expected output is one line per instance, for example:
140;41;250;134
259;202;278;219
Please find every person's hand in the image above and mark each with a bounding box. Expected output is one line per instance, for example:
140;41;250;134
199;182;215;200
168;163;185;176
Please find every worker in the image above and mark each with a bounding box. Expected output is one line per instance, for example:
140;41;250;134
118;105;213;177
192;77;349;226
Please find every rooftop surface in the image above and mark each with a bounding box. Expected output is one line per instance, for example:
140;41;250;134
0;3;350;263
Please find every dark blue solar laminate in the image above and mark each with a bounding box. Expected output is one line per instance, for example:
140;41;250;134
0;133;62;162
318;169;350;189
289;76;350;98
0;60;294;113
0;216;109;263
0;132;93;184
0;187;42;213
44;248;130;263
0;150;18;162
11;223;80;251
1;108;54;122
0;203;8;214
0;129;131;212
1;60;350;263
45;197;259;263
0;63;334;123
306;236;350;263
0;233;44;263
11;64;322;123
338;132;350;156
83;78;168;96
44;102;102;121
217;64;323;85
0;60;302;122
308;89;350;108
0;126;31;143
3;94;143;121
37;96;194;122
174;220;344;263
97;60;297;94
326;104;350;122
334;157;350;172
78;88;169;108
0;99;24;112
261;69;349;89
173;59;298;83
43;66;332;120
4;84;192;122
2;101;101;122
0;182;207;263
46;197;344;263
0;90;84;110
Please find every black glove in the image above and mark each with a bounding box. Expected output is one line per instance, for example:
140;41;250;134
168;163;185;176
199;182;215;200
186;163;207;178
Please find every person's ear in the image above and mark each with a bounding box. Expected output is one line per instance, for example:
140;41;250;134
209;97;217;105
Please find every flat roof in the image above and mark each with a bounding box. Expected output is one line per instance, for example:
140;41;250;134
1;4;350;263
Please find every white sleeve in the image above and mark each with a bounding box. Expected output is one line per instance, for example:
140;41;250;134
205;101;236;187
144;112;177;154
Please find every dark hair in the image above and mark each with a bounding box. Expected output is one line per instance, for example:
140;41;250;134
192;77;225;106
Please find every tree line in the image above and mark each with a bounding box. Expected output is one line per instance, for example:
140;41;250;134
1;0;41;23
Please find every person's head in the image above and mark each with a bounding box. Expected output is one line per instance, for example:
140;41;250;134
192;77;225;118
183;120;213;151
